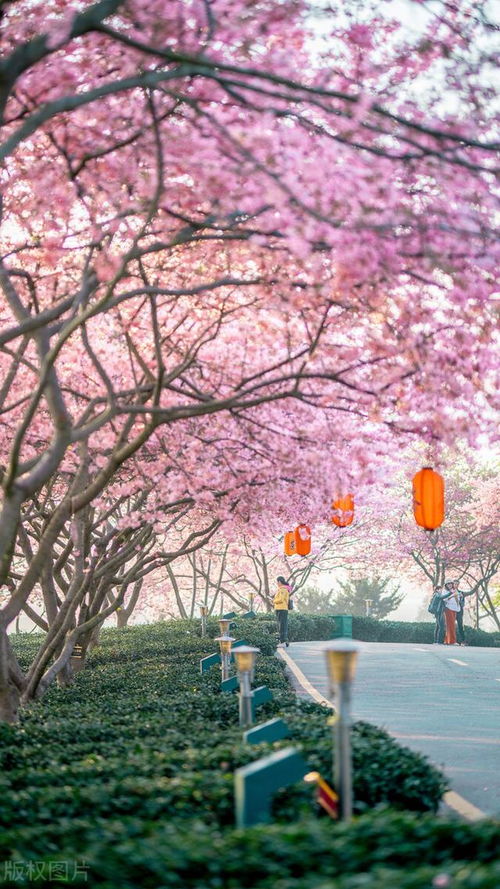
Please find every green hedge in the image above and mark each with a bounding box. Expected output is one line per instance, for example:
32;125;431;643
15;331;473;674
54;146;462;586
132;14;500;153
1;620;498;888
1;810;499;888
350;616;500;646
241;612;499;647
2;624;446;826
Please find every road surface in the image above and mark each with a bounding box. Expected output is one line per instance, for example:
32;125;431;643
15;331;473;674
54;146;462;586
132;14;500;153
280;640;500;819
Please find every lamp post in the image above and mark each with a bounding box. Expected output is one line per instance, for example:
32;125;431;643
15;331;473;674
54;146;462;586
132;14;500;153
233;645;260;728
218;618;231;636
200;604;208;637
214;635;235;681
324;639;359;821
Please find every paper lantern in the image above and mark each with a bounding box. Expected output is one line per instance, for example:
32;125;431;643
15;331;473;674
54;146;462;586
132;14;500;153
412;467;445;530
331;494;354;527
295;523;311;556
284;531;296;556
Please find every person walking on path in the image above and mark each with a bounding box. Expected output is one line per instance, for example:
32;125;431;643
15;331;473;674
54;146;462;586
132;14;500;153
443;581;461;645
274;576;293;647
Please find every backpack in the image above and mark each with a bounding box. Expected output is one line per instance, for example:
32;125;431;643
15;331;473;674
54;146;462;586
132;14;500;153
428;592;442;615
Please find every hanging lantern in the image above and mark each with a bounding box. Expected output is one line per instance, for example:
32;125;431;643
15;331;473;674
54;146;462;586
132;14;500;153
331;494;354;527
295;523;311;556
412;467;445;530
284;531;296;556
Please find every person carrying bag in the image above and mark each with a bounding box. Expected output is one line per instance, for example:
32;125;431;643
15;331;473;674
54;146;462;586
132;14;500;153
429;585;453;644
274;576;293;647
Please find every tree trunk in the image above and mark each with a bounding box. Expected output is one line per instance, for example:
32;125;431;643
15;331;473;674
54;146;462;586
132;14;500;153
88;624;102;650
57;661;76;687
0;628;22;723
0;683;20;724
116;608;129;628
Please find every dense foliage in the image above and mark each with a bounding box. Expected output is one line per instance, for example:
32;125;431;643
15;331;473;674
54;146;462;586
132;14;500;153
349;616;500;648
1;0;498;720
238;612;500;647
0;620;498;887
332;576;404;619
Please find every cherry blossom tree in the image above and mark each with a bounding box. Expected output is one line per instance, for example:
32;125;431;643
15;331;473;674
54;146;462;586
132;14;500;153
4;453;222;705
403;470;500;629
350;456;500;628
0;0;498;720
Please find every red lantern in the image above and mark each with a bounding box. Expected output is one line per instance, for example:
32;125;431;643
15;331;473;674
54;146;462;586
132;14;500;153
331;494;354;527
284;531;296;556
412;467;445;531
295;524;311;556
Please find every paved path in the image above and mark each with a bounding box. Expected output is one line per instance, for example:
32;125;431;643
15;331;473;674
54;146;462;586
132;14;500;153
279;640;500;819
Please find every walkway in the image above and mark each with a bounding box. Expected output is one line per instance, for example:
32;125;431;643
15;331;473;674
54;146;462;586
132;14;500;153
279;640;500;820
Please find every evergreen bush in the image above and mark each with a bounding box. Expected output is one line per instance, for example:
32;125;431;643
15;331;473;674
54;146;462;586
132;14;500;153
1;621;497;888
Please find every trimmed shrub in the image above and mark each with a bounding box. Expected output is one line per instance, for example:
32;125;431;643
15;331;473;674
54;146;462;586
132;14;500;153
0;810;499;887
351;616;499;646
223;613;499;647
1;620;497;889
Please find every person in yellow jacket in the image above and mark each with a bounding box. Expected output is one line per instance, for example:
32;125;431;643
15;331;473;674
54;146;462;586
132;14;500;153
274;576;293;647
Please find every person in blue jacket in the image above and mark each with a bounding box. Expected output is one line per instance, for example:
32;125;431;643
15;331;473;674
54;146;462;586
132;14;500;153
430;585;452;644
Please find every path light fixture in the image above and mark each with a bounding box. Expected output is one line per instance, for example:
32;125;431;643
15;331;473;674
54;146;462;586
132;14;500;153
218;618;231;636
199;604;208;637
214;635;235;682
233;645;260;728
324;639;359;821
70;643;85;674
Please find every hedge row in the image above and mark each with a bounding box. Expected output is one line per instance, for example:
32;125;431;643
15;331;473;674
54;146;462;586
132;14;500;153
351;616;500;646
1;620;498;888
2;811;499;889
2;623;447;820
234;611;500;647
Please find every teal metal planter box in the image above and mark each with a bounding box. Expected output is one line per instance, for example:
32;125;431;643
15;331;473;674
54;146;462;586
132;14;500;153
331;614;353;638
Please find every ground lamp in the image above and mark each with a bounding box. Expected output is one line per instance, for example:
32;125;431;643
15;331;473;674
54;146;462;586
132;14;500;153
218;618;231;636
214;635;235;682
324;639;360;820
233;645;260;728
70;643;84;674
331;494;354;527
412;467;445;531
199;604;209;637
